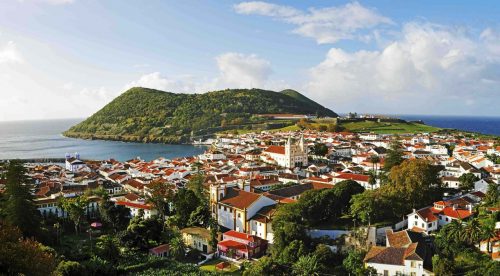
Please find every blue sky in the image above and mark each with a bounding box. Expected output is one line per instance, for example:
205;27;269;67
0;0;499;121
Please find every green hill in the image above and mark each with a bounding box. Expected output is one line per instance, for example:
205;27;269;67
64;87;337;143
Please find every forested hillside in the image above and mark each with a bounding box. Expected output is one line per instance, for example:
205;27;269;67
64;87;337;143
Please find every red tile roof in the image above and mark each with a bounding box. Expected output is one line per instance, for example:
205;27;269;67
264;145;285;155
220;188;261;210
116;201;152;210
335;173;369;182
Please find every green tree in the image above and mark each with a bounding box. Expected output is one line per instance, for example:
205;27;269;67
386;159;441;211
278;240;308;264
292;255;322;276
485;182;499;206
458;173;479;192
54;260;85;276
0;222;56;276
243;256;281;276
342;250;374;276
4;160;41;237
271;203;308;256
59;196;89;235
96;235;120;264
169;235;186;261
99;199;130;232
172;189;201;229
313;143;328;156
186;173;206;201
384;139;404;172
432;255;454;276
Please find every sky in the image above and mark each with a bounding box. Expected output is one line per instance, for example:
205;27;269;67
0;0;500;121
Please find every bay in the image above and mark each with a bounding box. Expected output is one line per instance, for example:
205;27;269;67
0;119;206;161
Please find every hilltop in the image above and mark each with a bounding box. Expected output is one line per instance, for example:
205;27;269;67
64;87;337;143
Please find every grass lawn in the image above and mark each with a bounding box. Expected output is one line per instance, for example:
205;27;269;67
341;120;441;134
269;124;301;132
199;258;242;275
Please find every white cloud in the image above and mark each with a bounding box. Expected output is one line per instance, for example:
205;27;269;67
124;72;198;93
0;41;23;64
125;53;286;94
214;52;273;89
234;1;393;44
305;22;500;114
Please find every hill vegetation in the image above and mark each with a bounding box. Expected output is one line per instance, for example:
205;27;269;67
64;87;337;143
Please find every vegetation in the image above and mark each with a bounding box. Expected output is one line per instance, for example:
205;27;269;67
341;120;441;134
350;159;442;225
433;211;500;274
242;180;366;275
3;160;41;237
64;87;337;143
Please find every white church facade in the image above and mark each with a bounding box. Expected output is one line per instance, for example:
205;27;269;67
262;136;308;168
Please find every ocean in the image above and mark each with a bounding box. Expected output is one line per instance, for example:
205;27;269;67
398;115;500;136
0;119;206;161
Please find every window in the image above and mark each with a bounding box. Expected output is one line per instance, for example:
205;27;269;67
238;213;241;218
414;215;418;219
428;223;432;228
411;261;416;268
224;206;226;211
383;270;388;276
410;273;416;276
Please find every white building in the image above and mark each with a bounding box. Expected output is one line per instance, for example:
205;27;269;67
364;229;433;276
261;136;308;168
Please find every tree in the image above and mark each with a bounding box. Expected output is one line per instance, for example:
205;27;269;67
96;235;121;264
461;218;482;245
278;240;308;264
313;143;328;156
243;256;282;276
146;180;174;225
187;204;210;227
432;255;454;276
485;182;499;206
384;139;404;172
386;159;441;211
368;170;377;189
169;235;186;261
271;203;308;256
342;250;375;276
0;222;56;276
313;244;336;269
292;255;322;276
121;216;163;250
172;189;201;229
186;173;206;200
54;261;85;276
369;154;380;172
458;173;479;192
4;160;41;237
59;196;89;235
99;199;130;232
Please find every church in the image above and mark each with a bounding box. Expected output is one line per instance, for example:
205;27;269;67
262;136;308;168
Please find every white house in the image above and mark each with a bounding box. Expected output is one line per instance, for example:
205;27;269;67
364;229;433;276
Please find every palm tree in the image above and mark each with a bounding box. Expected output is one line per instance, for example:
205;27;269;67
292;255;321;276
368;170;377;190
461;218;481;245
480;215;497;253
369;154;380;173
444;220;463;242
169;235;186;260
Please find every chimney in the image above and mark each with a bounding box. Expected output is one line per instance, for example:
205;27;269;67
453;204;457;211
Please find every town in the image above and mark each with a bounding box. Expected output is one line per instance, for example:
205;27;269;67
1;128;500;275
